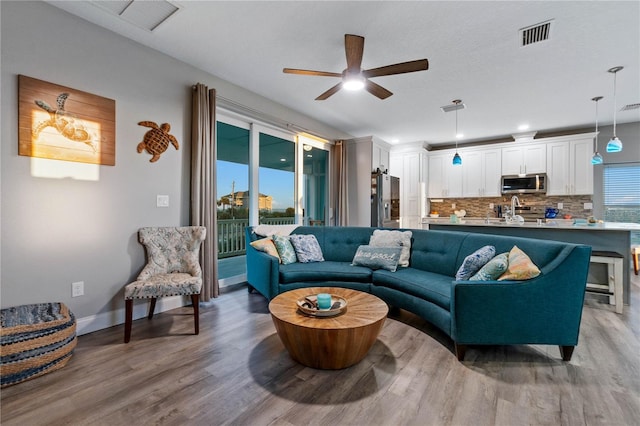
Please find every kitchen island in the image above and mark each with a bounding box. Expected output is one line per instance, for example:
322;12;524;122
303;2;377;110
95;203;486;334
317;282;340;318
422;218;640;305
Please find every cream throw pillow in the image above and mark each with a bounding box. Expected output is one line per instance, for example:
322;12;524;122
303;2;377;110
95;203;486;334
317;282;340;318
369;230;412;267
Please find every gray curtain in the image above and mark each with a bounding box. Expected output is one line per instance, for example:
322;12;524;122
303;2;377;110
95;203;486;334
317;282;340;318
333;140;349;226
191;83;218;300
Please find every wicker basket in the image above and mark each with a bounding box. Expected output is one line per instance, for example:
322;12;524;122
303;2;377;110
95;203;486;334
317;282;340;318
1;303;77;387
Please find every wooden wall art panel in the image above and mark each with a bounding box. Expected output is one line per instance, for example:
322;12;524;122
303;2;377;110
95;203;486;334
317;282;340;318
18;75;116;166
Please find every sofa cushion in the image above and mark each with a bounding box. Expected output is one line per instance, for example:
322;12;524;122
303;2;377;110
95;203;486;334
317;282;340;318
272;235;297;265
373;268;452;310
279;261;373;284
292;227;373;262
352;245;402;272
498;245;541;281
369;230;412;267
469;252;509;281
455;245;496;281
409;230;469;276
289;234;324;263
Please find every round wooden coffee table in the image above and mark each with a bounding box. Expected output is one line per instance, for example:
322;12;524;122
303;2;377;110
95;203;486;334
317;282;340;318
269;287;388;369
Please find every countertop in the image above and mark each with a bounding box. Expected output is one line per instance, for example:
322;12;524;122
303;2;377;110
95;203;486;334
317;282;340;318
421;217;640;231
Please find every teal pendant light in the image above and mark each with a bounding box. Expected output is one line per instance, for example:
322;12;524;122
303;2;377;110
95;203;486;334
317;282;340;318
452;99;462;166
591;96;603;165
606;66;623;153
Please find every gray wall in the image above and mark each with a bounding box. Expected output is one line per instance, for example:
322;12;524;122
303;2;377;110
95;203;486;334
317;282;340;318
0;1;349;332
592;122;640;218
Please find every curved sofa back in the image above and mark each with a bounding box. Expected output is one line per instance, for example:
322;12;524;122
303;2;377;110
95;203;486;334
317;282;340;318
249;226;579;277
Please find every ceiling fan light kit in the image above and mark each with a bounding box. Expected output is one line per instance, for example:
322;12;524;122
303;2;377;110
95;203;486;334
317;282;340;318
284;34;428;100
606;66;623;153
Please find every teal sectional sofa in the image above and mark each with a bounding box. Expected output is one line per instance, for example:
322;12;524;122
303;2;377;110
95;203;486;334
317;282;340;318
246;226;591;361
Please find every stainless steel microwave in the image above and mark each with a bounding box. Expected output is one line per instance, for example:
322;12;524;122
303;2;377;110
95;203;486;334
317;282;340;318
501;174;547;194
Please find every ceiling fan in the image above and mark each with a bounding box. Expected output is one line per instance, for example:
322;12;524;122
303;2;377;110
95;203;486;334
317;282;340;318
283;34;429;100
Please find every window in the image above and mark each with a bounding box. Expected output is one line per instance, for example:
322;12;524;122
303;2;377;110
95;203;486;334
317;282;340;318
258;132;295;225
604;163;640;244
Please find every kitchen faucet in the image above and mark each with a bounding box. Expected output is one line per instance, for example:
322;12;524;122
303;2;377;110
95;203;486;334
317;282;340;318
506;195;524;224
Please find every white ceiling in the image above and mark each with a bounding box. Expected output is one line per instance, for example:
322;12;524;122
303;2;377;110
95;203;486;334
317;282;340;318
48;1;640;146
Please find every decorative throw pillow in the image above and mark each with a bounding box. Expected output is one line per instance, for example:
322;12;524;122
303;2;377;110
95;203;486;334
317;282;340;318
272;234;298;265
369;230;412;267
352;245;403;272
469;252;509;281
455;245;496;281
249;238;281;263
498;245;541;281
289;234;324;263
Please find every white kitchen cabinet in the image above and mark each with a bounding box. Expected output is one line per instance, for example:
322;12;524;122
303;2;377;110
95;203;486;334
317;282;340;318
461;148;501;197
390;144;428;228
546;137;593;195
427;151;462;198
501;143;546;175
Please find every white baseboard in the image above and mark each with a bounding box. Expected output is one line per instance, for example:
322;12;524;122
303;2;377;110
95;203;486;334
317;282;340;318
75;296;186;336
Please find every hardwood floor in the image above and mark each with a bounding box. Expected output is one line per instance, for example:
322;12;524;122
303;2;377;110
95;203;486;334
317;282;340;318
2;273;639;426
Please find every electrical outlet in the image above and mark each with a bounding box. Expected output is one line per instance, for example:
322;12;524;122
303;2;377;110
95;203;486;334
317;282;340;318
452;203;456;210
557;202;563;210
584;202;593;210
489;203;494;209
71;281;84;297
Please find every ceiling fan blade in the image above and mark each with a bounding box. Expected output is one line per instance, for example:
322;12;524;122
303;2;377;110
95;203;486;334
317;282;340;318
363;59;429;78
315;83;342;100
345;34;365;73
365;80;393;99
283;68;342;77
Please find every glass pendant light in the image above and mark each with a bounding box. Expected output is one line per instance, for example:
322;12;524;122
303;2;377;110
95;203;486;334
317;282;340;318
452;99;462;165
606;66;623;153
591;96;603;165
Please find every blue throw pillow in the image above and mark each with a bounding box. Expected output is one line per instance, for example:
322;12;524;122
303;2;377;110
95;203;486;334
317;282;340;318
352;245;403;272
469;252;509;281
289;234;324;263
455;245;496;281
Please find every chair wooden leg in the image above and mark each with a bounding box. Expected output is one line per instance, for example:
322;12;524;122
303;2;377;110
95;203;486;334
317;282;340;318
633;250;639;275
560;345;575;361
148;298;157;319
124;299;133;343
191;294;200;335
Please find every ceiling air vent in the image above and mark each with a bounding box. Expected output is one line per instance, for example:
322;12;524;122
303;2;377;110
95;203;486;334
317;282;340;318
91;0;180;32
621;103;640;111
519;20;553;47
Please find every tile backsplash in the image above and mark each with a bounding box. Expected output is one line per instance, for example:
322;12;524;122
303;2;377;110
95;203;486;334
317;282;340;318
429;194;594;219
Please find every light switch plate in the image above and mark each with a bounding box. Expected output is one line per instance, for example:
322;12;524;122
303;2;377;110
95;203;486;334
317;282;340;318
584;202;593;210
557;202;563;209
157;195;169;207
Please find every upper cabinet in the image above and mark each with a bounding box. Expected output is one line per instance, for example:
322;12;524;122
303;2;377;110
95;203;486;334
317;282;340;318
461;148;502;197
501;143;546;175
546;137;594;195
428;151;462;198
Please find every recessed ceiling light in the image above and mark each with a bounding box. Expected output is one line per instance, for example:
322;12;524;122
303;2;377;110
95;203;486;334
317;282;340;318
306;154;313;158
391;138;399;143
456;133;464;139
280;158;286;162
518;124;530;131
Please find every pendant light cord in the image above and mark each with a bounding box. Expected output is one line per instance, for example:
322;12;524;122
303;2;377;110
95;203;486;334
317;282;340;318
612;71;617;138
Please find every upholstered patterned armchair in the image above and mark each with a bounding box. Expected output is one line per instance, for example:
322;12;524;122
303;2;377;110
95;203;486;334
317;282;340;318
124;226;206;343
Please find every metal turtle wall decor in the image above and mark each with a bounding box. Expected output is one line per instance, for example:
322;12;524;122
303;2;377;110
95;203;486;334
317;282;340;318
136;121;179;162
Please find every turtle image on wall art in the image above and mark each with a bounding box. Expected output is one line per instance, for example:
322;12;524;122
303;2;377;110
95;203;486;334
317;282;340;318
18;75;116;166
136;121;179;163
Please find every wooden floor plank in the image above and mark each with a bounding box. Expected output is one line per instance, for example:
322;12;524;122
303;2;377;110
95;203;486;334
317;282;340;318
2;275;640;426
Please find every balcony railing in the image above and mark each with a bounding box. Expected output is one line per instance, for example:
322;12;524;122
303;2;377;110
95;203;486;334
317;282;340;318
217;217;295;258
